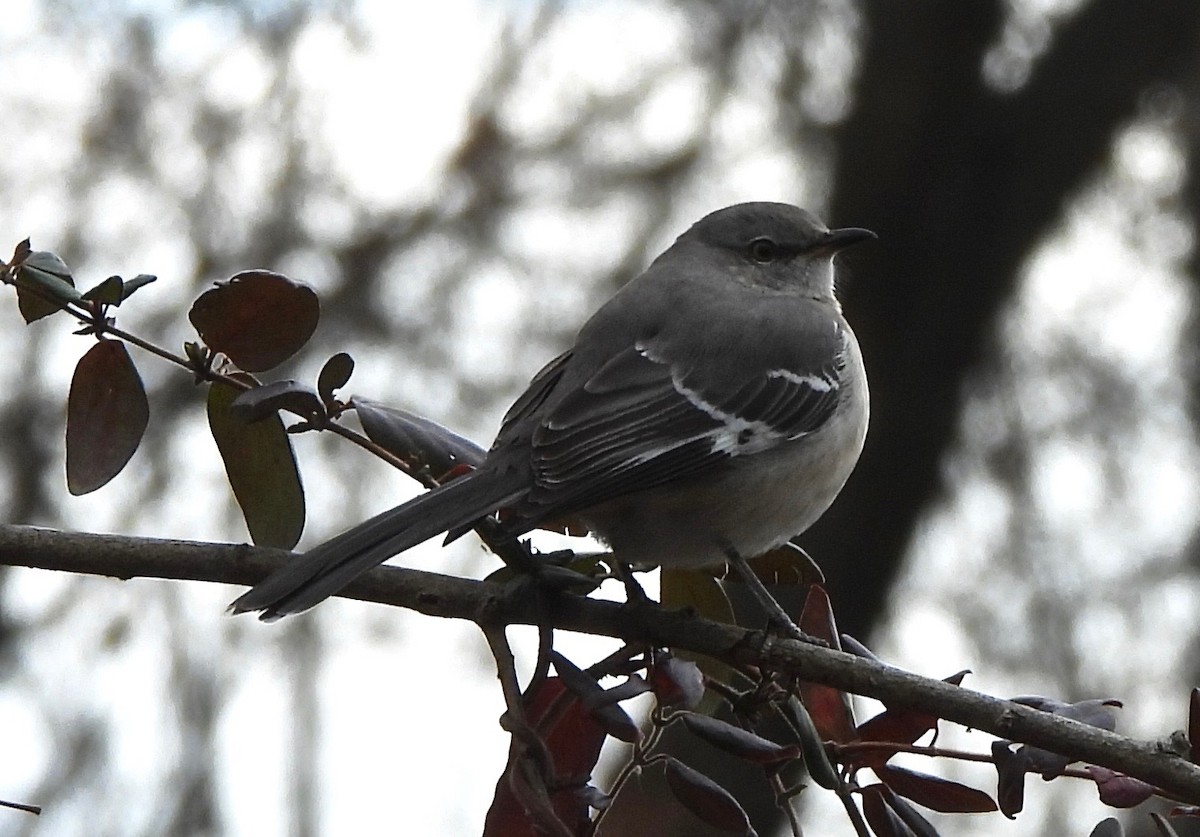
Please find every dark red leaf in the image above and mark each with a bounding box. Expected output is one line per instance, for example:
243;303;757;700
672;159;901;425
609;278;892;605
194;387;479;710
1189;688;1200;763
66;341;149;495
851;709;939;771
662;757;756;835
8;238;31;265
530;679;608;788
317;352;354;404
877;763;996;813
189;270;319;371
798;585;856;743
483;678;607;837
1085;766;1155;808
207;381;305;549
848;670;967;770
679;712;800;765
650;654;705;710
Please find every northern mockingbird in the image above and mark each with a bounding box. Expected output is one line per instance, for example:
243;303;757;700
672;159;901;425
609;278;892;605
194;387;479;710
231;202;873;621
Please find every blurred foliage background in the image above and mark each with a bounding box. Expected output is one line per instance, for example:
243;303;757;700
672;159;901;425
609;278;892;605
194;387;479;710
2;1;1200;835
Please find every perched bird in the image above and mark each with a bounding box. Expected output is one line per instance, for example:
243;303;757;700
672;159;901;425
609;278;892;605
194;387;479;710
231;202;873;621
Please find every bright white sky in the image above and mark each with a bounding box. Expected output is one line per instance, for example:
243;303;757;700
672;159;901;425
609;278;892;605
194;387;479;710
1;1;1197;836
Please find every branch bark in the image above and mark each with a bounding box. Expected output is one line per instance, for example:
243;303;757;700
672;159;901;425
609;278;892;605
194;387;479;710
3;523;1198;805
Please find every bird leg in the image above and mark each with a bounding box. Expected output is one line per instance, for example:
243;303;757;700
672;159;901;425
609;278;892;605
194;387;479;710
611;560;653;607
722;545;819;644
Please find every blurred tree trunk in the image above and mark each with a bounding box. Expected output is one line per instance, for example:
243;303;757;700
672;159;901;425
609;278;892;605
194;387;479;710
656;2;1200;835
814;0;1200;640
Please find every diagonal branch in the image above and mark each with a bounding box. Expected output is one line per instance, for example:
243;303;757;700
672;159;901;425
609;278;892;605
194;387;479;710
2;523;1199;804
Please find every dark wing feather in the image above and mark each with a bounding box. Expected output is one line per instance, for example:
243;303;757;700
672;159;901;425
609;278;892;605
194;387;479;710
517;323;849;521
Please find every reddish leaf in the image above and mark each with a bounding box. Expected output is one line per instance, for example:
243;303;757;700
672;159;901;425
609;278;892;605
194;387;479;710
849;671;967;771
650;654;705;710
851;711;936;771
679;712;800;765
662;757;756;836
189;270;318;371
317;352;354;403
1189;688;1200;763
207;381;305;548
483;678;608;837
1085;766;1155;808
877;763;996;813
66;341;149;494
798;585;856;743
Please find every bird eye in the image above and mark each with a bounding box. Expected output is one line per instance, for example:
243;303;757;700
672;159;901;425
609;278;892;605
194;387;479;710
749;237;778;263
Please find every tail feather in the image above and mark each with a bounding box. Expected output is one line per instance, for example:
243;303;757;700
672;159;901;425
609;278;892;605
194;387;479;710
229;471;525;620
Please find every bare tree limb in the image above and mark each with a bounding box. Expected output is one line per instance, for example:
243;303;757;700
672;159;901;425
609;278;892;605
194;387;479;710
3;523;1199;804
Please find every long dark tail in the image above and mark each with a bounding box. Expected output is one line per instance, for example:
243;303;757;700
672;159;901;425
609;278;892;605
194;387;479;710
229;470;525;620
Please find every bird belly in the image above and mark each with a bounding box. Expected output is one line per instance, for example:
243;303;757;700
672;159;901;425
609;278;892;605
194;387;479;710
580;393;867;570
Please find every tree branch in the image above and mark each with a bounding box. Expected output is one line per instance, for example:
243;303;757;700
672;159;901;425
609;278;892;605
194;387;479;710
3;523;1198;804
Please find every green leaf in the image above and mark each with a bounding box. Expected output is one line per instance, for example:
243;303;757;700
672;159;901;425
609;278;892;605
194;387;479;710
82;275;125;305
660;567;735;625
121;273;157;300
207;380;305;548
16;251;80;322
660;568;738;696
189;270;319;372
66;341;150;494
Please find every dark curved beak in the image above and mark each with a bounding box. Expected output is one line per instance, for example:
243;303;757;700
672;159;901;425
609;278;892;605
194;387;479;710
818;227;877;255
